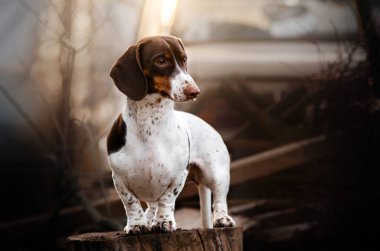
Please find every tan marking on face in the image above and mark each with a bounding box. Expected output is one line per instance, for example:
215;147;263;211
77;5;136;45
153;76;171;95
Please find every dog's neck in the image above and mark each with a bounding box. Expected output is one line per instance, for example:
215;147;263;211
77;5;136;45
123;94;175;141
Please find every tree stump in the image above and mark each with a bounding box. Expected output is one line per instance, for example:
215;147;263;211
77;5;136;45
66;227;243;251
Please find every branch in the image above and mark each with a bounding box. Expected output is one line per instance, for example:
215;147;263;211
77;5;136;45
16;0;61;37
0;81;53;150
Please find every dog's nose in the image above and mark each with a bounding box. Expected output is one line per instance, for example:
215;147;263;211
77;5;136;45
184;84;200;99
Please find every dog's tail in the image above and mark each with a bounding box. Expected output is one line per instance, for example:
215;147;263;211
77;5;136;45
198;185;212;228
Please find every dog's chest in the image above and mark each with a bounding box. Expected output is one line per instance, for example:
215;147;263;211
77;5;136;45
109;119;189;201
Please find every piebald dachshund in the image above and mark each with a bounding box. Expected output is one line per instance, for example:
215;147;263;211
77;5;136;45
107;35;235;234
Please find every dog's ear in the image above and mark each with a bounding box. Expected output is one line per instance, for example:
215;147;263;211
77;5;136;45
110;43;147;101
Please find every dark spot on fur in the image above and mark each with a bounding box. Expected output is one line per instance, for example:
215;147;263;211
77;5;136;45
173;188;178;196
107;114;127;155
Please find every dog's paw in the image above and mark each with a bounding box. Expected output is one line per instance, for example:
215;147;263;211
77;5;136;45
213;215;235;228
124;224;150;235
151;220;176;233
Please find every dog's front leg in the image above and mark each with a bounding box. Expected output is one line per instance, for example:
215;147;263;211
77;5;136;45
151;173;187;232
145;202;157;227
112;174;148;234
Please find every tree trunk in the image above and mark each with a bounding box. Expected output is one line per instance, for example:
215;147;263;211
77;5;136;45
66;227;243;251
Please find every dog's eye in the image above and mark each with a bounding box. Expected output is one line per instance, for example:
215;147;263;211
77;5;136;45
155;57;167;66
183;56;187;64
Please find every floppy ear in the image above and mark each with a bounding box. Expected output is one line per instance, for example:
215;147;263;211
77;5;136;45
110;43;147;101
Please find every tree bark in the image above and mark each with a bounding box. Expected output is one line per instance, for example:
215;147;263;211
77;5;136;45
66;227;243;251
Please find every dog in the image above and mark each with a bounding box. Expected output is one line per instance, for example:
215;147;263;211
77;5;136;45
107;35;235;234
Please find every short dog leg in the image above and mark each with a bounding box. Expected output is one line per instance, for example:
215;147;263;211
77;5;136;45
211;180;236;228
152;199;176;232
145;202;157;227
112;175;148;234
152;174;187;232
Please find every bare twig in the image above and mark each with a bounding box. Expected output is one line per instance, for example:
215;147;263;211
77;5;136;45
14;0;121;232
0;81;53;150
16;0;61;37
17;60;66;144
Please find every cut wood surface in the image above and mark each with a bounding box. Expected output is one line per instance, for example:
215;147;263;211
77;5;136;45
66;227;243;251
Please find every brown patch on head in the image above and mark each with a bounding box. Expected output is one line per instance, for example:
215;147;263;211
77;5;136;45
161;36;188;70
109;35;191;100
134;36;188;97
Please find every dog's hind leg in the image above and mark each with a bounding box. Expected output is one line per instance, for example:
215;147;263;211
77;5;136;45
209;165;236;228
198;184;212;228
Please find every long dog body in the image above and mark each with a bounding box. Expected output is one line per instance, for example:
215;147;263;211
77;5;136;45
107;36;235;234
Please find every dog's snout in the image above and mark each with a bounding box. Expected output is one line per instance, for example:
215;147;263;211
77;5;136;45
184;84;200;99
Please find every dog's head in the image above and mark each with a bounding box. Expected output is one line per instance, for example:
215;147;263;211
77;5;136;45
110;36;200;102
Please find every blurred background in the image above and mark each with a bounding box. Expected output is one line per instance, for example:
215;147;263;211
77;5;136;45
0;0;379;250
